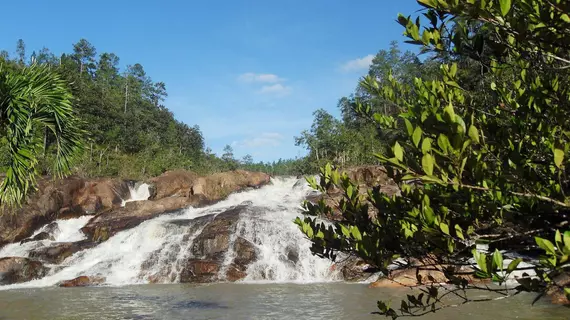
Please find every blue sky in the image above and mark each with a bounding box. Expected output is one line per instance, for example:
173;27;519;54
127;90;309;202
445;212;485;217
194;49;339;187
1;0;423;162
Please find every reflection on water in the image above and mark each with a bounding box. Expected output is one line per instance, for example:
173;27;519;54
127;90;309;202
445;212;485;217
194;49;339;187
0;283;566;320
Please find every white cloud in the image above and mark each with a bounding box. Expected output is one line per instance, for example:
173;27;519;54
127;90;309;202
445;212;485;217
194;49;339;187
340;54;374;72
258;83;292;96
238;73;284;83
233;132;284;148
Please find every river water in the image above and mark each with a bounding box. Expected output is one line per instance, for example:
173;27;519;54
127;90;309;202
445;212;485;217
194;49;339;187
0;283;566;320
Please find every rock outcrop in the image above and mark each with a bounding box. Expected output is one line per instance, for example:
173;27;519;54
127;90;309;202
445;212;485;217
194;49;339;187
0;177;130;247
546;272;570;305
82;170;271;242
148;169;270;201
58;275;105;287
0;257;49;285
142;204;260;283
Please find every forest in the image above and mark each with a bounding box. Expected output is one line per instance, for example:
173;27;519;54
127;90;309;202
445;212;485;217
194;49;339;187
0;39;305;183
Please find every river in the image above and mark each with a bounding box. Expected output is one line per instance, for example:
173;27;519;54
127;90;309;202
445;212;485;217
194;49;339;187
0;283;566;319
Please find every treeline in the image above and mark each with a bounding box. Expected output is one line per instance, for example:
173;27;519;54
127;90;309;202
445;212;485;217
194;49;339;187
0;39;305;178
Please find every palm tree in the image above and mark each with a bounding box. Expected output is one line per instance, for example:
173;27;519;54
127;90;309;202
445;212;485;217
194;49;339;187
0;62;84;207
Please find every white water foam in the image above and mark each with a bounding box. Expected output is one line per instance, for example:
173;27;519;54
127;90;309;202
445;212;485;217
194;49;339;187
0;216;92;259
1;177;337;289
121;183;151;206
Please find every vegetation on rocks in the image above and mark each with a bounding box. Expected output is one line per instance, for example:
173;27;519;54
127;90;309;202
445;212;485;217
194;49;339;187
296;0;570;316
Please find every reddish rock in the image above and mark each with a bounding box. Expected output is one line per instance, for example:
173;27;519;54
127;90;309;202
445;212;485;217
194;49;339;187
0;176;130;247
29;240;97;264
0;257;49;285
58;275;105;287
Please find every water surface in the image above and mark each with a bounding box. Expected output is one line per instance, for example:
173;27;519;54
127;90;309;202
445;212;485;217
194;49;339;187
0;283;566;320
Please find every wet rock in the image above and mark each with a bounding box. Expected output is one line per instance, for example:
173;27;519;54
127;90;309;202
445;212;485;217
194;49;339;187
58;275;105;287
0;257;49;285
143;204;259;283
546;272;570;305
29;240;97;264
81;195;208;242
179;260;220;283
20;231;55;244
284;245;299;265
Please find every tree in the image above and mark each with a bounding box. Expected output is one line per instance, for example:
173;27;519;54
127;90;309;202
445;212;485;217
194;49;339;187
0;62;84;206
72;39;96;75
15;39;25;66
296;0;570;316
242;154;254;165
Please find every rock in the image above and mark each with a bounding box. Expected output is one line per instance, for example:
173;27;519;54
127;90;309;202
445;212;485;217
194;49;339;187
335;257;376;282
0;176;130;247
58;275;105;287
0;257;49;285
148;170;200;200
72;178;130;214
20;231;54;244
148;170;270;201
81;195;208;242
369;262;483;288
83;171;270;243
546;272;570;305
142;204;259;283
29;240;97;264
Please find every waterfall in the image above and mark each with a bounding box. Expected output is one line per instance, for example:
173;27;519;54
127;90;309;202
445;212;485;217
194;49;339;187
121;182;151;206
0;177;339;289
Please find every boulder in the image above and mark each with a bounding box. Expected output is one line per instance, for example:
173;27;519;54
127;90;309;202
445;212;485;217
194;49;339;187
0;176;130;247
58;275;105;287
20;231;54;244
0;257;49;285
29;240;97;264
148;170;270;201
72;178;130;214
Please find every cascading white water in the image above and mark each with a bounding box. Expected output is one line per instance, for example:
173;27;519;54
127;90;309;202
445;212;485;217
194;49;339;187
121;183;151;206
0;177;338;289
0;216;92;258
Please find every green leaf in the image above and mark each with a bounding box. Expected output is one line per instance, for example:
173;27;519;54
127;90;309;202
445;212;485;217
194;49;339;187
554;147;564;169
443;103;455;123
561;14;570;23
351;226;363;241
455;224;464;240
394;142;404;161
564;231;570;249
421;138;432;154
468;125;480;143
507;258;522;273
493;249;503;271
413;126;422;147
422;154;434;176
535;237;556;255
439;222;449;235
499;0;511;16
404;118;414;136
437;134;451;154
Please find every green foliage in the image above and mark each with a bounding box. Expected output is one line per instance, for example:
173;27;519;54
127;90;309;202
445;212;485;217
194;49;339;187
296;0;570;316
0;62;84;206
